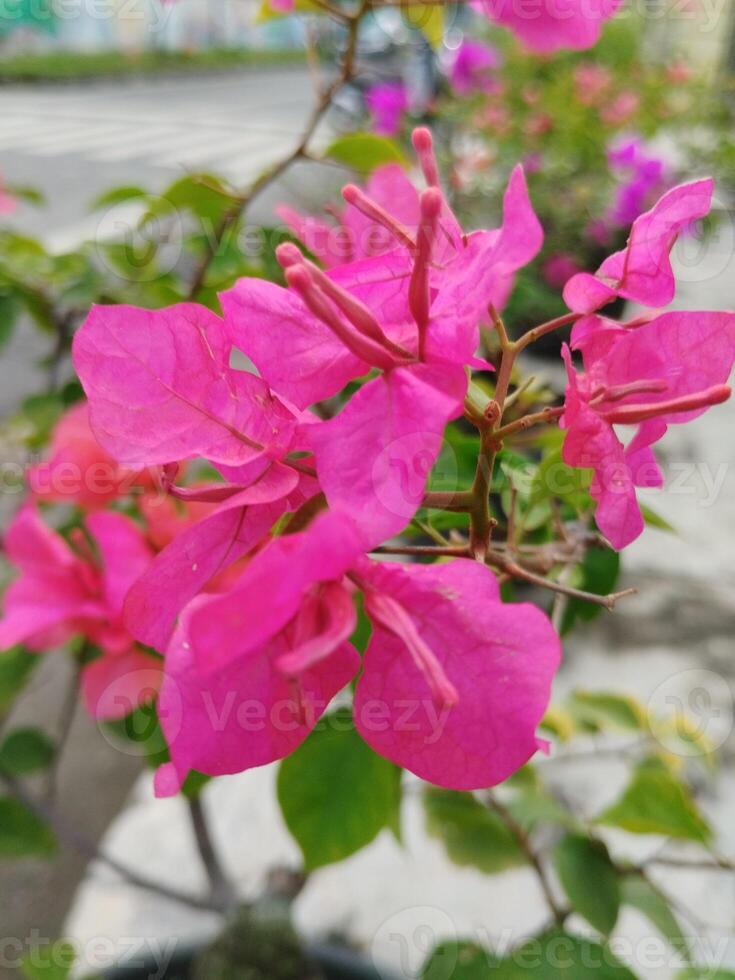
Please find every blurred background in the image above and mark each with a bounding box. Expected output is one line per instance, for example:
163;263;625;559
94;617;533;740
0;1;734;977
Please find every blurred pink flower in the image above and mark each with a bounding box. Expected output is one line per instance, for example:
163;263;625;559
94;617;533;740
366;81;409;137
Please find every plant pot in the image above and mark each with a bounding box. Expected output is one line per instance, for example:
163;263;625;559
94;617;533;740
102;942;392;980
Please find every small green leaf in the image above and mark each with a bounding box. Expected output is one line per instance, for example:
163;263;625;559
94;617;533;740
324;133;408;174
21;940;75;979
554;834;620;934
0;647;39;713
423;789;526;874
0;797;56;858
568;691;646;732
277;710;401;870
91;185;148;210
561;547;620;635
0;727;55;775
640;504;676;534
597;762;711;843
424;932;638;980
621;874;691;962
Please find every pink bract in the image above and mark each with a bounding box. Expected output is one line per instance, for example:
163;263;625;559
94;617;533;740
564;179;715;314
472;0;623;53
560;310;735;548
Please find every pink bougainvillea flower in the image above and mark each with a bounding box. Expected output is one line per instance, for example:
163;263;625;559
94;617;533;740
153;511;561;796
28;401;156;510
564;179;714;314
606;137;666;228
600;90;640;127
449;39;502;95
277;164;420;268
124;462;304;651
353;556;561;788
573;62;612;106
0;505;161;720
560;310;735;548
472;0;622;53
225;129;542;545
72;303;301;471
0;178;17;215
366;81;409;137
542;253;583;289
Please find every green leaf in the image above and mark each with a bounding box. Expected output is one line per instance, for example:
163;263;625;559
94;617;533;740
0;647;39;713
91;185;148;210
324;133;408;175
553;834;620;934
0;797;56;858
145;173;235;223
423;789;526;874
277;709;401;870
597;762;711;843
530;449;592;511
21;940;75;979
0;727;55;775
568;691;646;732
505;788;573;833
640;504;676;534
423;932;638;980
620;874;691;962
561;547;620;635
0;289;22;348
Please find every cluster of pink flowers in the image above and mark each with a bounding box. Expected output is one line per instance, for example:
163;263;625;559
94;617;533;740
1;125;733;797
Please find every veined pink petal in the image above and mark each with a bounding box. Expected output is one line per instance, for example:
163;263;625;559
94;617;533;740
308;363;467;548
81;647;162;721
354;559;561;789
73;303;297;468
154;588;359;793
183;510;364;674
85;511;154;619
220;278;369;409
565;179;715;313
125;463;299;651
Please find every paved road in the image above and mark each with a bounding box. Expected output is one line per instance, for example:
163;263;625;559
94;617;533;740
0;67;321;248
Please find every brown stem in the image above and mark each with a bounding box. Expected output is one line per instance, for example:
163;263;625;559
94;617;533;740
487;792;567;928
422;490;474;512
186;1;367;300
487;553;636;610
188;795;238;910
514;312;582;354
494;406;564;441
372;543;470;558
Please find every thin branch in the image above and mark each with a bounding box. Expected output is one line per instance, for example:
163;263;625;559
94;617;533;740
2;774;226;915
372;543;470;558
487;553;636;610
645;854;735;873
187;795;238;910
487;792;567;928
186;0;368;300
494;406;564;441
514;313;582;354
44;658;81;803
